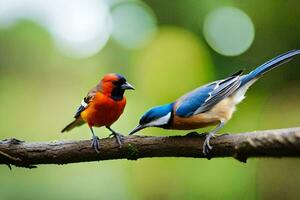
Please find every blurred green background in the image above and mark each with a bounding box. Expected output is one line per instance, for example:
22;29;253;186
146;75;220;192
0;0;299;199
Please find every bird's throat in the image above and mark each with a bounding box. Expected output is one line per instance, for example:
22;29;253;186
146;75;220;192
111;88;125;101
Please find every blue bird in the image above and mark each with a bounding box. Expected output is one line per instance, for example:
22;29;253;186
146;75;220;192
129;50;300;155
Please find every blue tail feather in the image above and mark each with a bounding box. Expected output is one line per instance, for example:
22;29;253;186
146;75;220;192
241;49;300;85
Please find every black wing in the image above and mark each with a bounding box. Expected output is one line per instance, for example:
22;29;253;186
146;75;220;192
74;87;97;118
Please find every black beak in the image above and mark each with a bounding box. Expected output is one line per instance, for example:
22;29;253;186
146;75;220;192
129;124;146;135
121;82;135;90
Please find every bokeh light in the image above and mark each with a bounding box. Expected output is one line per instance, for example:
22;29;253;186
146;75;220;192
46;0;112;58
111;1;157;49
0;0;112;58
203;7;255;56
0;1;299;200
135;26;214;105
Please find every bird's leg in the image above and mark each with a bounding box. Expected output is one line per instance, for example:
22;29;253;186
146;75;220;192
90;127;100;153
106;126;124;147
203;121;225;156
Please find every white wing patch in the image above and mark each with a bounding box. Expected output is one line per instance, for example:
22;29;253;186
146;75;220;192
81;99;88;108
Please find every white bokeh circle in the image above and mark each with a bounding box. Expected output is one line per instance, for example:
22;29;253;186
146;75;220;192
203;7;255;56
111;2;157;49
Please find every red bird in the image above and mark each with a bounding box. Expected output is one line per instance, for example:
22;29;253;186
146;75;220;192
61;73;134;152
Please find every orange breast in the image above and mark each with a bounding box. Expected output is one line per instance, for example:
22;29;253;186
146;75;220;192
80;92;126;127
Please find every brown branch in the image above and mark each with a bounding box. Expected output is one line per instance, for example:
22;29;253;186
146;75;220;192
0;127;300;168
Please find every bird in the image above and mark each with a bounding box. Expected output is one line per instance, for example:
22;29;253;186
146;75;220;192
129;50;300;155
62;73;134;153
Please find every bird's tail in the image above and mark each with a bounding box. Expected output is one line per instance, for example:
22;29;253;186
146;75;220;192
241;49;300;85
61;117;85;133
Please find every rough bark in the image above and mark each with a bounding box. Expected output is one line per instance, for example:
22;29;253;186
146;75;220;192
0;127;300;169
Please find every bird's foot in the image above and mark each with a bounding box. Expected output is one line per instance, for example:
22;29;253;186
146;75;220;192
203;132;215;156
109;132;124;148
91;136;100;153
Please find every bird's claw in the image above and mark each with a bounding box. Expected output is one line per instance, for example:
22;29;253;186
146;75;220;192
91;136;100;153
109;132;124;148
202;133;214;156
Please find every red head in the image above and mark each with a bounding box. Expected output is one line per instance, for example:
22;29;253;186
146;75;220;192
100;73;134;100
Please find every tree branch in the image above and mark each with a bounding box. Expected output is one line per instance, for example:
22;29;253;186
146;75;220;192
0;127;300;168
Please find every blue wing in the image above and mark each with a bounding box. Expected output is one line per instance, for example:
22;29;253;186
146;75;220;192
175;70;243;117
175;50;300;118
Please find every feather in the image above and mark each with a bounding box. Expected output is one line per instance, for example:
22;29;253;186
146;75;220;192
175;70;243;117
241;49;300;85
61;117;85;133
74;86;97;118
